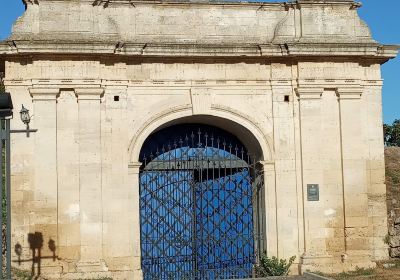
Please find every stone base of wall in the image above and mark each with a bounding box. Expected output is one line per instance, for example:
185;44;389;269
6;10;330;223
46;271;112;280
389;219;400;257
300;254;376;274
19;259;142;280
45;270;142;280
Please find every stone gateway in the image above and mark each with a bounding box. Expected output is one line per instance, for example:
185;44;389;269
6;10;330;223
0;0;398;279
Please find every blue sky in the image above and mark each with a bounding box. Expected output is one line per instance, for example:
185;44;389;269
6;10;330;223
0;0;399;124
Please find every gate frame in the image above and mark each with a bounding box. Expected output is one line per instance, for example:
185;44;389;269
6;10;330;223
128;109;277;279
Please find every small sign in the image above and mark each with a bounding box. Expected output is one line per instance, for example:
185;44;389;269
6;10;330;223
307;184;319;201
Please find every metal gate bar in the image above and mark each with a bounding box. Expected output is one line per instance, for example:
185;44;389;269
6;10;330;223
139;126;263;280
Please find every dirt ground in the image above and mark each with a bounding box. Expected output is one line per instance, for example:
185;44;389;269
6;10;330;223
333;269;400;280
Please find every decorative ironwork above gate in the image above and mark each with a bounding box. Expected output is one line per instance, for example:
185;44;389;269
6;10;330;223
139;124;263;280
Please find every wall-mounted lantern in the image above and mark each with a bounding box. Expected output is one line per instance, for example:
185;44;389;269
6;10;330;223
19;105;32;137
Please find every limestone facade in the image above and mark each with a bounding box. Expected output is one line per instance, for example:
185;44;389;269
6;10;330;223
0;0;398;279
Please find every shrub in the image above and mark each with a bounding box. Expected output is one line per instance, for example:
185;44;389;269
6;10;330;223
254;254;296;277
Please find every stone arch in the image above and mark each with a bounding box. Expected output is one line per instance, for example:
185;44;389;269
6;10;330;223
128;106;273;164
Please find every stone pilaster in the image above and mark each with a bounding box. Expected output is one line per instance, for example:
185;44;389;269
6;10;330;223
297;87;346;272
337;87;374;267
363;80;388;260
260;161;278;257
100;86;142;278
75;87;107;272
30;88;59;204
296;87;326;257
29;88;62;274
57;90;80;265
271;80;301;260
128;162;144;280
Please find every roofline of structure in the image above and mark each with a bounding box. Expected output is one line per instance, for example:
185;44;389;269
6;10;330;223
22;0;357;8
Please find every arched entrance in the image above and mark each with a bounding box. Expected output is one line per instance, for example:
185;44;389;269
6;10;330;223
139;123;264;279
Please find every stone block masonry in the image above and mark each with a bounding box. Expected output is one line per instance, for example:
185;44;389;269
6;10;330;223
0;0;398;279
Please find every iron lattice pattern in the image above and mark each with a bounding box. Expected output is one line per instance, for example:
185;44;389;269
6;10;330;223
140;129;262;280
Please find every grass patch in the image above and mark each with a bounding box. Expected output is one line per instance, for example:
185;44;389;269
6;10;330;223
312;267;377;280
335;267;375;279
12;268;33;280
377;259;400;269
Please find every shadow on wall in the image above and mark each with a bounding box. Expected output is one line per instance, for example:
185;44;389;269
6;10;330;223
13;232;57;279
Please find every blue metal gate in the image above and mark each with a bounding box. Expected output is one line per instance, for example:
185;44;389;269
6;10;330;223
139;125;262;280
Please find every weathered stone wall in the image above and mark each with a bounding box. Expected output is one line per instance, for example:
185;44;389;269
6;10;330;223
386;147;400;257
12;0;372;44
0;0;397;279
3;57;389;278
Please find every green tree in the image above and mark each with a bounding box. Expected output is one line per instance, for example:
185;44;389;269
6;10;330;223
385;120;400;147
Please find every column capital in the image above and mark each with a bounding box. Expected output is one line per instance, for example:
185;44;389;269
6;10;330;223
75;88;104;100
336;87;363;99
128;162;143;175
295;88;323;99
29;88;60;101
259;161;275;172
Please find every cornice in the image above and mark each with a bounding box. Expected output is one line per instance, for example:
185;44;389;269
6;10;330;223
336;87;363;99
23;0;357;7
128;162;142;175
297;0;356;5
1;41;398;62
75;88;105;100
29;88;60;100
259;161;275;172
0;42;14;55
21;0;291;8
295;88;324;99
297;78;363;88
4;78;384;88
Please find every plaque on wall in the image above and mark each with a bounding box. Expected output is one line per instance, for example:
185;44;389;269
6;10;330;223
307;184;319;201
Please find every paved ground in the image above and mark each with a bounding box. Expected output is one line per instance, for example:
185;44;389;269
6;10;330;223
234;273;331;280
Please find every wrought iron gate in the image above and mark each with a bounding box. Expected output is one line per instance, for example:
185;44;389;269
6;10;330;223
139;124;263;280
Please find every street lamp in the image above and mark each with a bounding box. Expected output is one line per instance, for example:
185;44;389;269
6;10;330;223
9;104;37;138
20;105;30;124
19;105;31;137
